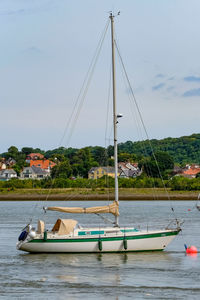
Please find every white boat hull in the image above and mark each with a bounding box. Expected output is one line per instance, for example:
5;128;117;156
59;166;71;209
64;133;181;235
17;229;180;253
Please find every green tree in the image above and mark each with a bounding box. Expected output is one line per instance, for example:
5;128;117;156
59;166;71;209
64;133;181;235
142;151;174;178
51;160;72;179
118;152;136;162
21;147;34;155
49;154;66;163
107;145;114;157
90;146;108;165
5;146;19;160
71;147;98;178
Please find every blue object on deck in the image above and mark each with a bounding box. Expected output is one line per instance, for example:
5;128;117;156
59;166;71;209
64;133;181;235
18;230;28;241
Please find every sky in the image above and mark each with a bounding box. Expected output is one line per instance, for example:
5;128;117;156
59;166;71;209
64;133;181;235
1;0;200;153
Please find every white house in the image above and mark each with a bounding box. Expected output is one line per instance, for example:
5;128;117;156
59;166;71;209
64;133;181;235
0;169;17;180
20;166;49;180
118;162;142;178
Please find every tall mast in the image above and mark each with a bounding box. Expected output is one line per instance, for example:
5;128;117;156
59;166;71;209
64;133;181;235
110;13;119;226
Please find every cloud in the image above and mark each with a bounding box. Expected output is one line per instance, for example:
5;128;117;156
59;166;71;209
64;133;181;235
22;47;43;54
166;86;175;92
17;46;45;65
152;83;165;91
0;0;55;16
182;88;200;97
0;8;25;16
184;76;200;82
155;73;165;78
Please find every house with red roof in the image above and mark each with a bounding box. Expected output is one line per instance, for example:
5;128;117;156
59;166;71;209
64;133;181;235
181;164;200;178
30;159;56;173
26;153;44;162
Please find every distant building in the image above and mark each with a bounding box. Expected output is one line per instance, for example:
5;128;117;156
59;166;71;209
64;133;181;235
119;168;139;178
0;162;6;170
118;162;141;178
88;166;119;179
88;162;142;180
181;164;200;179
26;153;44;162
30;159;56;173
6;158;16;167
173;165;183;175
0;169;17;181
20;166;49;180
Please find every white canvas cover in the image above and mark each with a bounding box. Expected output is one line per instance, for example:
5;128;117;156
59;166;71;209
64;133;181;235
47;201;119;216
52;219;78;235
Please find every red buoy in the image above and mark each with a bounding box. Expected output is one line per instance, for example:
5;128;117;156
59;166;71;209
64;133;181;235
186;245;198;254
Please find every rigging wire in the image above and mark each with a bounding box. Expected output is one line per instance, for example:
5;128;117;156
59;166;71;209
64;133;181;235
61;18;110;148
31;20;110;225
114;39;179;224
113;35;155;228
104;61;112;204
30;15;179;228
115;38;160;202
41;18;110;216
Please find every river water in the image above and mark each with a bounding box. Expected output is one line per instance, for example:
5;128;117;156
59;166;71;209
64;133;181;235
0;200;200;299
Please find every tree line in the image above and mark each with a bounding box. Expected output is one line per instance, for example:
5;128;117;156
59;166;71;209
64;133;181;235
1;145;174;179
118;133;200;165
1;175;200;191
1;133;200;191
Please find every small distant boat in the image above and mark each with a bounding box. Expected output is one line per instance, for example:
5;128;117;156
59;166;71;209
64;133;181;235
17;13;181;253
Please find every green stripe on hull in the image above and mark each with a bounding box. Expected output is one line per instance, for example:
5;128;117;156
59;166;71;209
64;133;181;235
26;249;164;254
29;230;180;244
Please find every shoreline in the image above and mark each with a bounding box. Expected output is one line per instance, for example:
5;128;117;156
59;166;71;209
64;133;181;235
0;193;198;201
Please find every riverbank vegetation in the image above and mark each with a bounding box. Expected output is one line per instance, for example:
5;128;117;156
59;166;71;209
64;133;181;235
1;175;200;192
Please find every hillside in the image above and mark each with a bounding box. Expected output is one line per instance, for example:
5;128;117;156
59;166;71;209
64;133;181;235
1;133;200;167
118;133;200;165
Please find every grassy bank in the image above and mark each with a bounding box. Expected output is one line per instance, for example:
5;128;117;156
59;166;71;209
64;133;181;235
0;188;198;200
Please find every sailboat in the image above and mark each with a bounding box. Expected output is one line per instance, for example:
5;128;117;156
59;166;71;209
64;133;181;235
17;13;181;253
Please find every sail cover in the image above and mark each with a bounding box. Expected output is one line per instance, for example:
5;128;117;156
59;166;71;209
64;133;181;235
47;201;119;216
52;219;78;235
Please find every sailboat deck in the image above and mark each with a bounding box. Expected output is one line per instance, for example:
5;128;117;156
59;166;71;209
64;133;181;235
31;226;178;240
